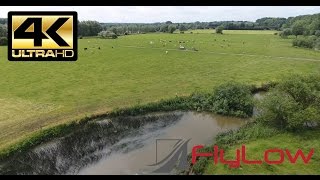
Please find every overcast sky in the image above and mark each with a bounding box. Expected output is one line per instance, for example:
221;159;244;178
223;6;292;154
1;6;320;23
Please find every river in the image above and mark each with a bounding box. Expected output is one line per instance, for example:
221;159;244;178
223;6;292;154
0;111;246;175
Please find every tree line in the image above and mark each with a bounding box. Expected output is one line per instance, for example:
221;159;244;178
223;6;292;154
0;13;319;49
75;14;319;37
76;19;291;37
278;13;320;50
0;18;7;45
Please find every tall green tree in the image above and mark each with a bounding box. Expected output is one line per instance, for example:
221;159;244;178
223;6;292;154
178;24;187;31
78;20;103;36
0;24;7;37
168;25;176;33
292;21;305;37
160;24;169;32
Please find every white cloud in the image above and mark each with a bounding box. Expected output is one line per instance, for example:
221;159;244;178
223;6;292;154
0;6;319;23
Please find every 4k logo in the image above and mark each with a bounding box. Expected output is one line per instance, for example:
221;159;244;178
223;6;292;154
8;11;78;61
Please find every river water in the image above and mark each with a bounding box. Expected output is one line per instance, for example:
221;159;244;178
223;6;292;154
77;111;245;175
0;111;247;175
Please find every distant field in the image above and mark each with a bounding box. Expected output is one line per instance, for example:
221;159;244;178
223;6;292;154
183;29;278;34
0;30;319;151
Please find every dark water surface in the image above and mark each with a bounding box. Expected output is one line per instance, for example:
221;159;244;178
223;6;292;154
77;111;246;175
0;111;246;175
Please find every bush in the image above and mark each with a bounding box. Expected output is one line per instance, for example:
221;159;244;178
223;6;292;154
180;31;184;34
209;82;254;117
98;31;118;39
315;38;320;50
292;37;314;49
257;74;320;131
279;28;291;38
0;37;7;46
215;26;224;34
315;30;320;37
274;32;278;35
111;34;118;39
303;29;310;36
78;36;83;39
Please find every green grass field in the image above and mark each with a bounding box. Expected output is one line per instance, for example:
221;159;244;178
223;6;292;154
0;30;319;152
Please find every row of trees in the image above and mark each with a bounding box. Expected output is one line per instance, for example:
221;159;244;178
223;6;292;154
277;14;320;50
78;20;103;37
99;20;281;36
0;18;7;25
96;14;319;37
282;13;320;36
0;13;318;38
79;17;307;37
279;13;320;37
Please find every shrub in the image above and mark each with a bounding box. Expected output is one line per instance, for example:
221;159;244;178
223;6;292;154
279;28;291;38
180;31;184;34
257;90;299;129
78;36;83;39
292;37;314;49
0;37;7;46
303;29;310;36
215;26;224;34
209;82;254;118
98;31;118;39
315;38;320;50
315;30;320;37
274;32;278;35
257;74;320;131
111;34;118;39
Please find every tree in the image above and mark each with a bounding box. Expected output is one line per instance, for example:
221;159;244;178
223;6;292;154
98;31;117;39
308;19;320;35
160;24;168;32
315;30;320;37
179;24;187;31
0;24;7;37
315;38;320;50
0;37;7;46
215;25;224;34
165;21;173;24
280;28;291;38
257;75;320;130
109;27;117;35
116;26;125;34
210;82;254;118
78;20;103;36
0;18;7;25
291;21;305;38
168;25;176;33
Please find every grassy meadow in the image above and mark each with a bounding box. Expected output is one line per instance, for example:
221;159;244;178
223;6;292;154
204;131;320;174
0;29;319;152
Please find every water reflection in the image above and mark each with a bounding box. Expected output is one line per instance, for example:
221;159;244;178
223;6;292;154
0;111;246;175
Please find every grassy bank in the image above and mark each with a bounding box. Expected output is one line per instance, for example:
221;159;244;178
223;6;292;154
191;121;320;175
0;82;261;161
